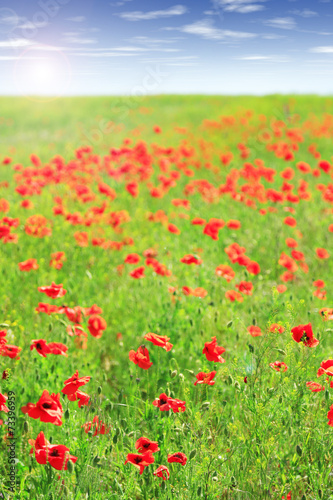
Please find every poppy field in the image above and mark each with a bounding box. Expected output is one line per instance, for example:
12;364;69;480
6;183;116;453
1;95;333;499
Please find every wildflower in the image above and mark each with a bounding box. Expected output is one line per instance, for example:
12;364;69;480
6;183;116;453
202;337;225;363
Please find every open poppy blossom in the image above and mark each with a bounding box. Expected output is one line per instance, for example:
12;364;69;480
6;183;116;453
124;451;155;475
125;253;140;264
306;381;325;392
129;346;153;369
27;390;63;426
167;452;187;465
317;359;333;378
247;326;262;337
18;258;39;271
269;361;288;372
202;337;225;363
61;370;91;395
194;371;216;386
30;431;77;471
130;266;145;279
87;314;107;338
316;248;329;259
82;415;111;436
291;323;319;348
0;393;9;413
153;465;170;481
152;393;186;413
180;254;202;265
30;339;68;357
144;332;173;352
215;264;235;282
135;437;160;453
38;282;67;299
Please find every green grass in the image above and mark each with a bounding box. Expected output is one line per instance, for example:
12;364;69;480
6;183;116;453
1;95;333;499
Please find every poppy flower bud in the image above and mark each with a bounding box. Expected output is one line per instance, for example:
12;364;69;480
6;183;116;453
67;459;74;473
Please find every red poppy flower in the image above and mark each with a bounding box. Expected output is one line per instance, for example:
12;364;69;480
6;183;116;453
317;359;333;378
38;282;67;299
313;279;325;288
31;432;77;471
313;289;326;300
49;252;66;270
30;339;51;357
35;303;60;315
276;284;287;293
225;290;243;303
306;381;325;392
152;393;186;413
18;258;39;271
235;281;253;295
129;346;153;370
135;437;160;453
247;326;262;337
21;402;35;414
124;451;155;475
130;266;145;279
269;324;285;334
285;238;298;248
226;219;241;229
48;342;68;356
61;370;91;395
144;332;173;352
269;361;288;372
202;337;225;363
47;444;78;471
316;248;329;259
246;261;260;275
180;254;202;265
167;452;187;466
87;314;107;338
191;217;206;225
82;415;111;436
291;323;319;348
1;344;21;360
203;219;225;240
125;253;140;264
168;223;180;234
153;465;170;481
284;216;296;227
194;371;216;386
327;405;333;427
27;390;63;426
215;265;235;282
0;393;9;413
67;390;90;408
193;287;207;298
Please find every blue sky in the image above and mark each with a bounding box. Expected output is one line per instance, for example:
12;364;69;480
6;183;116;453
0;0;332;95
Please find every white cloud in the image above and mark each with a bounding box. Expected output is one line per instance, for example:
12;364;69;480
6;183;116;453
214;0;266;13
0;38;34;48
179;19;257;40
290;9;318;18
310;46;333;53
66;16;86;22
62;33;97;44
264;17;296;29
237;54;291;62
118;5;187;21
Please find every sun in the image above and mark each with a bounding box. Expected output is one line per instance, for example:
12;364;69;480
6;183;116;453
13;45;71;101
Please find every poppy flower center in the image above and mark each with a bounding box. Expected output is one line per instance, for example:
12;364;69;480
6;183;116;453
160;398;167;405
50;449;59;457
42;402;53;409
134;457;142;464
